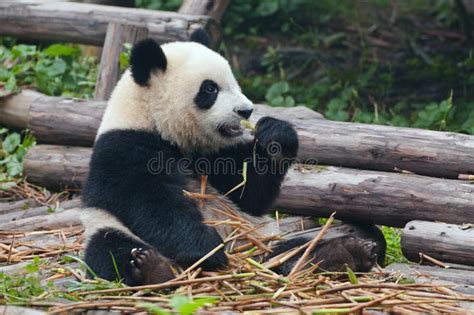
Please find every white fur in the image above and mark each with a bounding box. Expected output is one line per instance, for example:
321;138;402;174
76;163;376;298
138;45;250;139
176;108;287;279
80;208;145;246
98;42;254;154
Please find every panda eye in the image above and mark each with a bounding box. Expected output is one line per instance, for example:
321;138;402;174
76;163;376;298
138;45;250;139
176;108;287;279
195;80;219;109
205;85;217;94
201;81;218;94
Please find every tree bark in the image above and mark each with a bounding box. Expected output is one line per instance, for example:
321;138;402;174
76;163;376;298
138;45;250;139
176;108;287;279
385;263;474;294
178;0;231;21
0;1;221;46
23;145;474;227
0;207;82;231
95;23;148;100
24;145;92;190
0;90;104;146
401;220;474;266
2;90;474;178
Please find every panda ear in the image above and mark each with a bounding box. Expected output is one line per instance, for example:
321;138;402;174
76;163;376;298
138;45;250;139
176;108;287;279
190;29;211;48
130;39;167;86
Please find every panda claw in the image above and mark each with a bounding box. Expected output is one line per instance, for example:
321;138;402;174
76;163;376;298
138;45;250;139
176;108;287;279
128;248;175;285
364;241;377;250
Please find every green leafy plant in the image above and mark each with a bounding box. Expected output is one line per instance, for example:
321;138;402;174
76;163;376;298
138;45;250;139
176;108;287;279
135;0;182;11
381;226;409;265
0;41;97;98
119;43;133;71
0;130;35;181
0;257;48;303
412;93;453;130
265;81;295;106
139;296;218;315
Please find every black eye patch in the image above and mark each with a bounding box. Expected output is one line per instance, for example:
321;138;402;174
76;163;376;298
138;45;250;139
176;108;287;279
194;80;219;109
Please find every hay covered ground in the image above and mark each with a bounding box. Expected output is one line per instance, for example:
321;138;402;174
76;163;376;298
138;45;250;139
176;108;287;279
1;184;474;314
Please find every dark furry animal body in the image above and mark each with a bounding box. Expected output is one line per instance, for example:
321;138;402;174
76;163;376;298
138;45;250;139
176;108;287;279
83;118;301;284
83;123;383;285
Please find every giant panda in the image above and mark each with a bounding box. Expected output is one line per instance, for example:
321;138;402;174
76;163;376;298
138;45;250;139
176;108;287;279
81;30;384;285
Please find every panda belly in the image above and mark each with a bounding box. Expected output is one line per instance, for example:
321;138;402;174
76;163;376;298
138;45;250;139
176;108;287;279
184;178;281;243
81;177;278;260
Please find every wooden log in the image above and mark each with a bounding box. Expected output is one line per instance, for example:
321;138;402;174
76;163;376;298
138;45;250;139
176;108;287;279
401;220;474;266
23;145;474;227
385;263;474;294
0;1;221;47
178;0;231;21
0;90;104;146
0;90;322;146
0;198;81;224
0;207;82;231
95;23;148;100
24;145;92;190
0;199;38;215
2;90;474;178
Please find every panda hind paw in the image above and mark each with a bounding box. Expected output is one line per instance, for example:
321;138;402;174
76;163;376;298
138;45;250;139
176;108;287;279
129;248;175;285
317;236;378;272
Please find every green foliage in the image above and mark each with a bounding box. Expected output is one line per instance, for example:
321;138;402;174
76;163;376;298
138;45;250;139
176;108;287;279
0;257;47;303
0;41;97;98
381;226;409;265
265;81;295;106
139;296;218;315
135;0;182;11
223;0;314;36
119;43;133;71
412;93;453;130
0;130;35;181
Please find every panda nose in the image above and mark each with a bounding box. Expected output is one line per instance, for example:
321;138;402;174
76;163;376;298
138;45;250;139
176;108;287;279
236;109;253;119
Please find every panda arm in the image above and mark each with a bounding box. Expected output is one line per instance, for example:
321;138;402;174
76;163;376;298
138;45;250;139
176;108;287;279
207;117;298;216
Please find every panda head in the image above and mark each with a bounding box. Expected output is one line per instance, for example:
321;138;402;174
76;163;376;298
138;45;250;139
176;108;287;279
98;30;254;154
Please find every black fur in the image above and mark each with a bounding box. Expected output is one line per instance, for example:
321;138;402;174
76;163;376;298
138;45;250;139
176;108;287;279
190;29;212;48
269;236;380;275
130;39;167;86
84;227;174;285
194;79;219;109
83;118;383;284
83;118;297;283
268;223;386;275
204;117;298;216
83;130;228;271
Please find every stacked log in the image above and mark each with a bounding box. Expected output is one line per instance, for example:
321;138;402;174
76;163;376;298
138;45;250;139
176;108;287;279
23;145;474;227
2;90;474;178
0;1;221;47
1;91;474;265
401;220;474;266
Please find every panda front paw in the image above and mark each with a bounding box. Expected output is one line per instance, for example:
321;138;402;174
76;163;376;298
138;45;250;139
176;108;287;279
255;117;299;160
